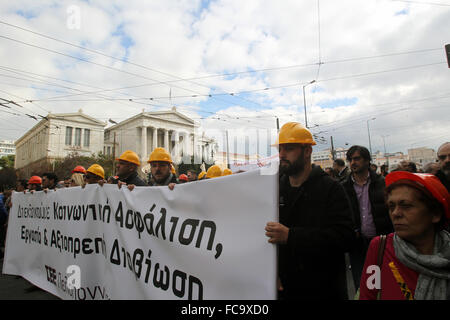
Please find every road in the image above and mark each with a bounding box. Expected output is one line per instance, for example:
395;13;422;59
0;258;59;300
0;254;356;300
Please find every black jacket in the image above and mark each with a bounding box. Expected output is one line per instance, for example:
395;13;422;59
122;172;148;186
148;173;178;186
341;170;393;236
278;165;354;300
435;170;450;192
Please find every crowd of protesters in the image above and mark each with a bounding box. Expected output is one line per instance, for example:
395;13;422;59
1;123;449;300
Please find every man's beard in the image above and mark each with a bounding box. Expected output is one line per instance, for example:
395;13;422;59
153;170;170;184
280;156;306;176
442;162;450;177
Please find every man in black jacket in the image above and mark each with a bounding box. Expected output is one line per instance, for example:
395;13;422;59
341;145;393;290
115;150;148;186
265;122;354;300
147;148;178;187
333;158;350;183
435;142;450;192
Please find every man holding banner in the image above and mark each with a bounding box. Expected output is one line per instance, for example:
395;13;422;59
265;122;354;300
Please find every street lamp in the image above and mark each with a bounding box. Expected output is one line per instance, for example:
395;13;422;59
302;80;316;128
367;117;376;156
381;134;390;169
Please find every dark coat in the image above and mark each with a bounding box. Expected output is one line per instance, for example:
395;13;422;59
278;165;355;300
341;170;393;236
337;166;351;183
435;170;450;192
122;172;148;186
147;173;178;186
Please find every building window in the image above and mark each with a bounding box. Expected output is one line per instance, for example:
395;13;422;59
84;129;90;147
107;146;111;156
75;128;82;146
65;126;73;145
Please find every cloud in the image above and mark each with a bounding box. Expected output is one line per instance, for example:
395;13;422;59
0;0;449;156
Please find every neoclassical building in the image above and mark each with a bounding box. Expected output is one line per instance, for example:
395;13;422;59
15;109;106;177
103;107;216;167
14;108;217;177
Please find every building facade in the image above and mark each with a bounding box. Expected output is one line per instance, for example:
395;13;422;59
104;108;216;169
407;147;436;168
15;110;106;177
0;140;15;158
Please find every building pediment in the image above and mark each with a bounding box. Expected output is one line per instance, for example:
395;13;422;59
145;110;196;126
49;111;106;127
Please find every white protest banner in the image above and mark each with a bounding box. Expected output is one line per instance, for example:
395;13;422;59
2;169;277;300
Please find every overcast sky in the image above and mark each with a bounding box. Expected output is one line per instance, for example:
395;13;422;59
0;0;449;157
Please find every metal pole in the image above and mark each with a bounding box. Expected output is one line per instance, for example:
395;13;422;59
330;136;336;161
367;118;375;156
382;135;389;169
302;80;316;129
226;130;230;169
113;132;116;175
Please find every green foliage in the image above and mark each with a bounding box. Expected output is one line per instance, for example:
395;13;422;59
177;156;213;175
0;167;16;191
0;155;15;169
53;152;115;180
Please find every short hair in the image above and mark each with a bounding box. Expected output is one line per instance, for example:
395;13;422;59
42;172;58;182
333;159;345;167
346;145;371;162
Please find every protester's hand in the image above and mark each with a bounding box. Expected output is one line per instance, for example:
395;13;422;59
43;188;49;193
30;190;34;194
265;222;289;244
117;181;127;189
98;179;106;187
127;184;135;191
168;183;176;190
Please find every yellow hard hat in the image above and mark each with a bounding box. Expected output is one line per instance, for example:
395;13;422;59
223;168;233;176
86;164;105;179
148;147;173;163
116;150;141;166
272;122;316;146
206;165;223;179
171;165;176;174
198;171;207;179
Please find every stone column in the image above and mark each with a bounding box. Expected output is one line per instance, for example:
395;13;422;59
153;127;158;151
141;126;147;162
164;129;169;150
174;131;180;162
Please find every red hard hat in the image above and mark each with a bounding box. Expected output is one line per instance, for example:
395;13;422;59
72;165;86;174
386;171;450;219
179;174;188;182
28;176;42;185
